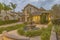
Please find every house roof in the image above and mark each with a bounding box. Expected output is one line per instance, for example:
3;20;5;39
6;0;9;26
39;7;46;11
22;4;39;11
31;11;42;15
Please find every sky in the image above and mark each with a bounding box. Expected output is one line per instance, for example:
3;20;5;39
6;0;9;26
0;0;60;12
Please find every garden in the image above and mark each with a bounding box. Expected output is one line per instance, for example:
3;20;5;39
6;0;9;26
0;22;53;40
17;22;53;40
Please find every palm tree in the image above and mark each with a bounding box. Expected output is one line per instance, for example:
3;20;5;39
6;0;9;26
3;3;12;20
0;3;4;14
3;3;12;14
10;2;17;12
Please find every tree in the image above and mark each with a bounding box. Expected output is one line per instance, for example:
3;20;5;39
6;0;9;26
0;3;4;14
3;3;12;14
51;4;60;19
10;2;17;12
3;3;12;20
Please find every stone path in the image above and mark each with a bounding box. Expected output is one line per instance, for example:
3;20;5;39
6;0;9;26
0;30;41;40
50;27;57;40
0;22;23;28
8;30;41;40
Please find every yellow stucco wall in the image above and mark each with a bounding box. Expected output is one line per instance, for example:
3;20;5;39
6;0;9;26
32;16;40;23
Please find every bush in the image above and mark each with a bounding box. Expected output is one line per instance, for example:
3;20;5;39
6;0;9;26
54;25;60;33
52;19;60;25
0;24;25;34
17;29;41;37
0;20;18;25
40;14;49;24
18;28;25;35
41;25;52;40
0;27;5;34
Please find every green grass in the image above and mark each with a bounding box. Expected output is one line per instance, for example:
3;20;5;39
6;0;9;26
41;26;52;40
0;20;19;25
54;25;60;35
0;24;25;34
40;22;53;40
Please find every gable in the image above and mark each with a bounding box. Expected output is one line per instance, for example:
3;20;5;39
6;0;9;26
23;4;39;12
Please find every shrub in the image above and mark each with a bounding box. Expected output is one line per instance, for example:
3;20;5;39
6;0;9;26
0;24;25;34
17;29;41;37
0;20;18;25
18;28;25;35
52;19;60;25
0;27;5;34
40;14;49;24
41;25;52;40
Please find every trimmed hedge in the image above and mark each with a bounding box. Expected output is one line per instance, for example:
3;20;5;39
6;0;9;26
0;20;19;25
18;29;42;37
0;24;25;34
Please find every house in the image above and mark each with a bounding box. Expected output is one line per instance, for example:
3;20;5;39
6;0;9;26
22;4;51;23
0;4;51;23
0;10;20;21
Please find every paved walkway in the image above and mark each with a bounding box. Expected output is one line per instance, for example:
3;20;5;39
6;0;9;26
50;27;57;40
7;30;41;40
0;22;23;28
0;30;41;40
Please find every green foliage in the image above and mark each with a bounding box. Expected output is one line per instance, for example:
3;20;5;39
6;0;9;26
25;30;41;37
0;24;25;34
0;20;18;25
18;28;25;35
0;3;4;11
17;29;41;37
10;2;16;11
40;14;49;24
52;19;60;25
54;25;60;33
41;25;52;40
3;3;12;11
51;4;60;18
0;27;5;34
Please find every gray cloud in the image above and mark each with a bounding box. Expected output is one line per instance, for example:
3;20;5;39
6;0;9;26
0;0;60;12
